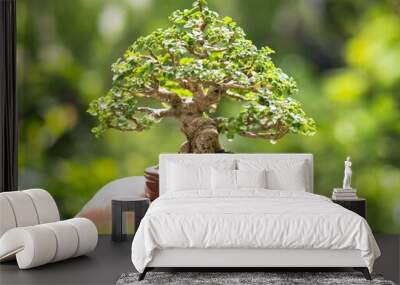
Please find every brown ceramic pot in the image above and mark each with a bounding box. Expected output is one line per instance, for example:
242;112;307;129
144;166;159;201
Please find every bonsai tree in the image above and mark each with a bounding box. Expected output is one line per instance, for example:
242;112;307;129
88;0;316;153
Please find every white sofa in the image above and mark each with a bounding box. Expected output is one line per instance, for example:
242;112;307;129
0;189;98;269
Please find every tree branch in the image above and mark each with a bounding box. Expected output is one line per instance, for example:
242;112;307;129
142;87;182;105
204;46;229;52
186;46;208;59
225;91;246;101
239;129;288;140
220;82;258;92
108;110;148;132
193;85;222;111
238;122;289;140
137;107;179;118
112;125;146;132
197;0;207;31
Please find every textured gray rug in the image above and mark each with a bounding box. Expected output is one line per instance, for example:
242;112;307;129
116;272;396;285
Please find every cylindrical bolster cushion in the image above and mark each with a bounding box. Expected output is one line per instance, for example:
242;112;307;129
42;222;79;262
24;189;60;224
0;226;57;268
0;196;17;237
0;192;39;228
0;189;60;238
64;218;98;257
0;218;98;269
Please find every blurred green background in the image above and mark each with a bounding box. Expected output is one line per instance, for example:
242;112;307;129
17;0;400;233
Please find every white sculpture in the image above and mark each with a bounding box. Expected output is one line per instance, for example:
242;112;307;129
343;156;352;190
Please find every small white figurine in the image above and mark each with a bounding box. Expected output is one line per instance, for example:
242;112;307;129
343;156;352;190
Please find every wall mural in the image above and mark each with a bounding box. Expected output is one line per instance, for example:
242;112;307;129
17;0;400;234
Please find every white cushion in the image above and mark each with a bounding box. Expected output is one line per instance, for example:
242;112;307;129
42;222;79;262
0;192;39;227
0;189;60;236
0;196;16;237
211;168;236;190
24;189;60;223
0;189;98;269
166;160;235;192
238;159;308;191
65;218;98;257
160;154;313;194
0;218;97;269
236;169;267;189
211;169;267;191
167;163;211;191
0;226;57;268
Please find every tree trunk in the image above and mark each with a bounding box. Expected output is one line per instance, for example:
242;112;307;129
179;115;223;153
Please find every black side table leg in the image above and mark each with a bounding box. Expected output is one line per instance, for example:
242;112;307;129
112;201;124;241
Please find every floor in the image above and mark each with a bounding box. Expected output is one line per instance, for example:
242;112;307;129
0;235;399;285
0;236;134;285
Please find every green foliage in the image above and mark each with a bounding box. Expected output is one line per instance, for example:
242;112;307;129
88;0;316;142
17;0;400;234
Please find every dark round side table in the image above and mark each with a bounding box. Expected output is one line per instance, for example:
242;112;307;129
112;197;150;242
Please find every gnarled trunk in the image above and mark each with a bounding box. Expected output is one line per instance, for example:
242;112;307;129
179;115;223;153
